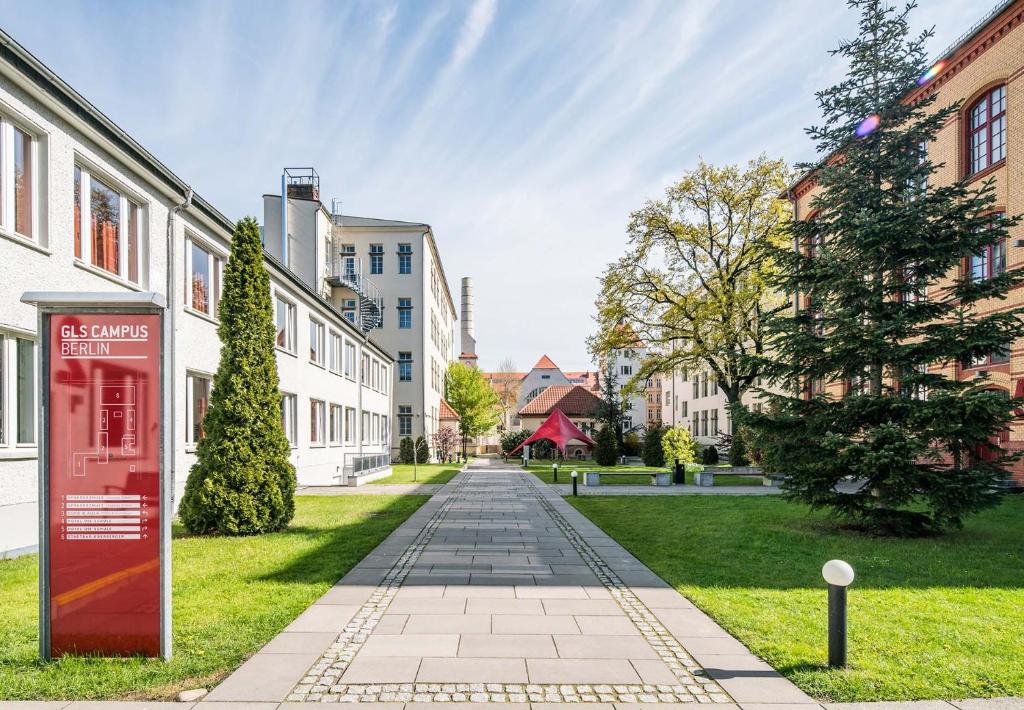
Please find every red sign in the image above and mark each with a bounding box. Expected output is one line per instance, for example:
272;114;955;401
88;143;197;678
47;313;161;657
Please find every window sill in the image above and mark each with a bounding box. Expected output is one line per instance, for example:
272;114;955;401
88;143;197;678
0;229;49;255
185;444;198;454
73;260;144;291
184;307;219;326
310;361;326;370
965;159;1005;186
276;346;298;358
311;443;326;449
0;448;38;460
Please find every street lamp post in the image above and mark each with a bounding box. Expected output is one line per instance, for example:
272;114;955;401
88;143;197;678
552;462;558;483
571;470;578;496
822;559;855;668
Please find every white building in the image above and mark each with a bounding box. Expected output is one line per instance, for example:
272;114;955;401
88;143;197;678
606;346;649;434
661;366;770;448
263;191;459;458
0;32;392;557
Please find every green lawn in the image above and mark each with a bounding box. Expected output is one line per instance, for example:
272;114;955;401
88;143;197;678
0;494;427;701
570;494;1024;702
369;463;462;485
523;462;758;486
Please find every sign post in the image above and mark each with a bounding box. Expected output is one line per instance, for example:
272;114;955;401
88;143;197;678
22;292;171;660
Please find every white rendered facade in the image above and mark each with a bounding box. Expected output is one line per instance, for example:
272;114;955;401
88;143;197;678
661;365;771;447
265;208;458;457
0;34;391;557
608;347;649;434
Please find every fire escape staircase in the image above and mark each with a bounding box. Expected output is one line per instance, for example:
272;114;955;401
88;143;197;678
327;256;383;333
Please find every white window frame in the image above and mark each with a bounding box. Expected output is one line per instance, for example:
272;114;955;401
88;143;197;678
328;330;342;373
344;406;356;444
309;317;325;366
361;411;370;444
329;403;343;445
310;398;326;446
0;333;38;449
185;371;213;447
0;117;41;245
74;161;145;284
185;234;224;319
280;392;297;446
343;340;356;379
275;294;297;353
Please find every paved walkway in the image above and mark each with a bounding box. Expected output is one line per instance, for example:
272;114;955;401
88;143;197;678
203;458;813;707
297;484;444;496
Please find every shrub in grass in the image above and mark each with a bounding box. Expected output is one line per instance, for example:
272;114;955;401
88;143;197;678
729;427;749;466
642;425;665;468
662;426;696;467
415;436;430;464
701;445;720;465
179;217;296;535
399;437;415;464
594;424;619;466
500;429;531;457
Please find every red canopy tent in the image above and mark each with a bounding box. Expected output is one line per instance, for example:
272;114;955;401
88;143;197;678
510;408;596;455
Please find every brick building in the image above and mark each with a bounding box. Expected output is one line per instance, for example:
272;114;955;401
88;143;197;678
787;0;1024;485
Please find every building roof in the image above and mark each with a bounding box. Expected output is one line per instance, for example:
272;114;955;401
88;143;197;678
532;354;559;370
460;352;478;359
335;214;430;229
519;385;604;417
439;398;461;421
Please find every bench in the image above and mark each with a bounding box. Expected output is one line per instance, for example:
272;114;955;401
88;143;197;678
583;470;672;487
692;466;763;487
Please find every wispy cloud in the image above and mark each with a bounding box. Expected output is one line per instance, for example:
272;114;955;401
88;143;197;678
0;0;984;371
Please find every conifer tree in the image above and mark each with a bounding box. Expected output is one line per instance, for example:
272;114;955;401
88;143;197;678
642;425;666;468
748;0;1023;535
593;424;619;467
180;218;296;535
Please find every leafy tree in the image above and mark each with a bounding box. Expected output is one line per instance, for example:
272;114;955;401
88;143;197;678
642;425;665;468
179;217;296;535
399;437;415;465
596;360;625;443
432;426;459;463
662;426;697;467
500;429;532;457
622;431;641;457
590;156;790;418
748;0;1024;535
593;424;619;466
493;358;521;432
533;439;556;460
445;362;500;458
415;436;430;464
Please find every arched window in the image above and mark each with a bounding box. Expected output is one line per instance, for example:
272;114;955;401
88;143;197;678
968;85;1006;175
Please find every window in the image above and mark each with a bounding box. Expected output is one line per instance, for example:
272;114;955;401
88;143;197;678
344;407;356;444
907;140;928;198
692;376;699;399
73;165;144;283
362;411;370;443
329;331;342;373
310;399;325;445
188;239;223;316
966;345;1010;369
0;336;36;447
373;413;381;443
0;124;36;240
342;299;357;324
330;404;343;445
808;376;825;396
968;85;1006;175
620;365;632;376
380;363;389;394
399;405;413;436
186;372;211;445
344;340;356;378
398;298;413;329
398;243;412;274
309;318;325;365
275;295;296;351
340;244;356;278
360;353;370;384
701;373;708;398
710;409;719;436
370;244;383;274
280;392;297;445
969;213;1006;282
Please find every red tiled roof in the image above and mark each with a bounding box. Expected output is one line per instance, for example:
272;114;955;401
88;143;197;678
519;385;604;417
532;354;559;370
439;398;460;420
459;352;478;359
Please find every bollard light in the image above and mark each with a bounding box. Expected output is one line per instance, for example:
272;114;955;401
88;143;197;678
571;470;578;497
553;462;559;483
822;559;854;668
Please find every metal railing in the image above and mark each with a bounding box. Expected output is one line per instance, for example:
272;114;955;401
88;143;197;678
327;255;383;332
343;452;391;478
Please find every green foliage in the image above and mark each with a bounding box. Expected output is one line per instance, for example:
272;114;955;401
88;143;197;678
414;436;430;464
532;439;556;460
445;362;500;448
500;429;531;456
642;425;665;468
750;0;1024;535
593;424;619;466
621;431;641;457
589;156;790;409
399;437;415;465
179;217;296;536
662;426;697;466
701;444;720;465
596;360;624;441
728;427;749;467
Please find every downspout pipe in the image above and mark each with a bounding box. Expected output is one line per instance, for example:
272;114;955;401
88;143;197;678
166;186;194;505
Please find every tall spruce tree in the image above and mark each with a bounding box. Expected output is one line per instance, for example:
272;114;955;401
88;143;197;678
597;360;625;444
747;0;1024;535
179;217;297;535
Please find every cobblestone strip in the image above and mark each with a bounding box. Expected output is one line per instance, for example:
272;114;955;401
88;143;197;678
521;473;732;703
286;475;471;702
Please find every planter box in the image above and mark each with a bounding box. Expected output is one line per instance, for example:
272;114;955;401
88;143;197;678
694;470;716;487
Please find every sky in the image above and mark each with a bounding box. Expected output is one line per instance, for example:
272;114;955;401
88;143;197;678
3;0;988;372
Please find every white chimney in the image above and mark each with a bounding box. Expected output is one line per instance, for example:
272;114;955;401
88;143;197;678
460;277;476;357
